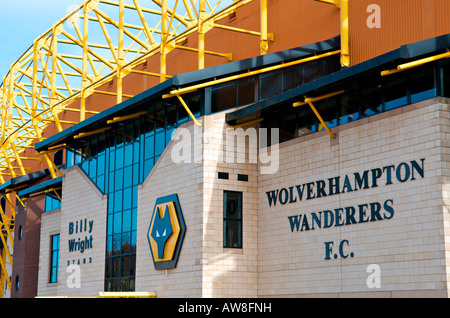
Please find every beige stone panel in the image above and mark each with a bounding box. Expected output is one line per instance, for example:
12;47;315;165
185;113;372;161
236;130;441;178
257;98;450;297
37;166;108;297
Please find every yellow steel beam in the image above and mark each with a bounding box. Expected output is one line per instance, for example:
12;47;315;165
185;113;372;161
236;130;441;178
93;90;134;98
175;45;233;60
0;221;13;267
163;50;341;98
0;245;12;295
38;146;69;156
106;111;147;124
315;0;340;7
198;0;207;69
73;127;111;139
10;143;26;176
0;195;15;248
64;107;99;114
381;50;450;76
292;90;345;139
175;94;202;126
304;98;336;138
45;188;62;202
227;117;263;129
0;0;267;191
160;0;170;81
340;0;349;67
292;89;345;107
315;0;348;67
260;0;268;55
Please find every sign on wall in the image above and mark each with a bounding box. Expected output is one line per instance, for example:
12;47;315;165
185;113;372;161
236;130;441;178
67;218;94;266
265;159;425;260
147;194;186;270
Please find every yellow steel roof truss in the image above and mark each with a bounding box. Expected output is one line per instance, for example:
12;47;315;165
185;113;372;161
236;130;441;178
0;0;272;296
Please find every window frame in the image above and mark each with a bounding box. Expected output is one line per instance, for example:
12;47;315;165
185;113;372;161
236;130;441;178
223;190;243;249
49;234;60;284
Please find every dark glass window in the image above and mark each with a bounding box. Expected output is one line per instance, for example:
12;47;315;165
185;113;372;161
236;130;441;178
384;73;408;111
212;84;237;113
210;54;341;113
410;67;436;103
312;96;339;132
45;191;62;212
442;61;450;98
261;62;440;144
339;93;360;125
65;148;83;169
223;191;242;248
50;234;60;283
238;79;258;106
260;73;282;100
76;97;199;292
359;75;383;117
303;61;323;83
54;150;63;166
283;65;303;91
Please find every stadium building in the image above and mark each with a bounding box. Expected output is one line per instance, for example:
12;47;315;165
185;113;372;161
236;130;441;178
1;0;450;298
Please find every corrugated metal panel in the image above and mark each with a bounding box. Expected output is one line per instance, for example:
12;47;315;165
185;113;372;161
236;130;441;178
349;0;450;66
349;0;427;66
436;0;450;37
203;0;340;65
267;0;340;53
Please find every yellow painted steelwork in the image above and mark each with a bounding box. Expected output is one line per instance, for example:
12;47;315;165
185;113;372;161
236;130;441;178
163;50;341;98
293;89;345;138
381;50;450;76
227;117;264;129
315;0;348;67
0;0;272;297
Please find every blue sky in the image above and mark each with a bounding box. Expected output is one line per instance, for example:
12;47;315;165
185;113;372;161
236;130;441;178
0;0;82;82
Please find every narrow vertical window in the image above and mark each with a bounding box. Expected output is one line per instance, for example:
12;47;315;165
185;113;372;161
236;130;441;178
50;234;60;283
223;191;242;248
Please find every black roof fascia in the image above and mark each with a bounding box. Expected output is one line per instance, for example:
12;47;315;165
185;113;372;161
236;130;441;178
172;36;340;86
35;79;174;152
17;176;63;198
35;36;341;152
0;168;51;194
400;33;450;58
226;33;450;123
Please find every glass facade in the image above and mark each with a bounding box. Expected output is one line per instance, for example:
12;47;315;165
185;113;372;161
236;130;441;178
45;192;62;212
60;52;450;291
69;96;200;291
260;60;450;144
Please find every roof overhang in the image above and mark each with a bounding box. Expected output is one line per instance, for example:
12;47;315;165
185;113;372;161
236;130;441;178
35;36;341;153
226;33;450;124
17;176;63;199
0;169;52;195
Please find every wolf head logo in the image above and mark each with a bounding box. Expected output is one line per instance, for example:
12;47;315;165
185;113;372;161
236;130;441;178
147;194;186;269
151;206;173;259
